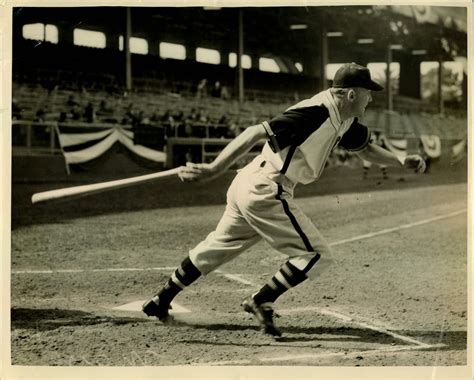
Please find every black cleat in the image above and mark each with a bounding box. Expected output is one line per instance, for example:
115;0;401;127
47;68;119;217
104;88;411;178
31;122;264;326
142;296;173;323
242;296;282;337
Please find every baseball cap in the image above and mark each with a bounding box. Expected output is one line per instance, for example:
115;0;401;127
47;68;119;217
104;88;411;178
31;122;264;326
332;63;384;91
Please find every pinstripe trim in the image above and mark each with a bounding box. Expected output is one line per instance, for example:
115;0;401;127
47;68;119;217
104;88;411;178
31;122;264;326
275;272;292;289
171;272;185;289
280;145;297;174
276;184;314;252
303;252;321;273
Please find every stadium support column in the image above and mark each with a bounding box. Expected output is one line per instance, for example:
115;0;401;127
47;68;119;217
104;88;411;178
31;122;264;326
319;14;328;91
58;24;74;45
437;55;444;115
125;7;132;92
385;45;393;111
237;9;244;105
399;53;422;99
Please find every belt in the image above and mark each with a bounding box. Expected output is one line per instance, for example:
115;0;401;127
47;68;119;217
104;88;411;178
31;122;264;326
258;159;295;190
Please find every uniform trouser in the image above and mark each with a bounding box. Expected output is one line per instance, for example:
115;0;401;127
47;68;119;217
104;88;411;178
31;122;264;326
189;164;333;279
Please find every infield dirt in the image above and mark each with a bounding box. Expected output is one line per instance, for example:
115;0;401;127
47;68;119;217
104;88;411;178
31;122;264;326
9;165;468;368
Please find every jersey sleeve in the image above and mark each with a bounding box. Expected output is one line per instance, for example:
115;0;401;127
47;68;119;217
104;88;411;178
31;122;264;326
339;118;371;152
263;105;329;152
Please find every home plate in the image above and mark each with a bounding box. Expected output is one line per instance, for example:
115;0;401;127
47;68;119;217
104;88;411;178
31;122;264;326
112;300;191;314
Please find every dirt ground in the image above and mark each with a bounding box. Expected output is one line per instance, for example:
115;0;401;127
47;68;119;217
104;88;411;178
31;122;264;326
8;164;469;374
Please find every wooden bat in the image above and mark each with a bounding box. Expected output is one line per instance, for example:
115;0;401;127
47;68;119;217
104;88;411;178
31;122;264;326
31;167;181;205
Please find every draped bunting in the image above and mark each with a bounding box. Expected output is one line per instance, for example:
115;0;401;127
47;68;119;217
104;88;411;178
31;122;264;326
55;124;450;172
380;135;408;158
419;135;442;158
56;125;166;167
451;138;467;164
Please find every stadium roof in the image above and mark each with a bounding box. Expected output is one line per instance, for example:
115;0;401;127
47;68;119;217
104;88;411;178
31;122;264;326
13;5;468;63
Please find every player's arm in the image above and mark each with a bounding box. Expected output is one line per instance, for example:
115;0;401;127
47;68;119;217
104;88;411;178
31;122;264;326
179;124;267;182
357;143;426;173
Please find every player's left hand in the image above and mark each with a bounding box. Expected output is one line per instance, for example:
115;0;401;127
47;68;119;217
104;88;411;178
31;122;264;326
403;154;426;174
178;162;220;182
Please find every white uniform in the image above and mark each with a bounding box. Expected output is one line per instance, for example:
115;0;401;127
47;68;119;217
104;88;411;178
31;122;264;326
189;89;371;279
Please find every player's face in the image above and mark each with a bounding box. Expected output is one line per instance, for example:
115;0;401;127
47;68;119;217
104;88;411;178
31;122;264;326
352;88;372;116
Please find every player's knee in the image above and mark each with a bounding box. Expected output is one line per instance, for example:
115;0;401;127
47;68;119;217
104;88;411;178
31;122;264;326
302;251;334;280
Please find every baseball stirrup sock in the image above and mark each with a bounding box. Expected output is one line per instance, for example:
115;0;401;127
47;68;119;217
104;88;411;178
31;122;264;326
253;261;308;305
157;257;201;304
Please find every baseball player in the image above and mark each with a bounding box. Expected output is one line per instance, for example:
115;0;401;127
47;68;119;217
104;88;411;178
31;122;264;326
362;131;389;180
142;63;426;337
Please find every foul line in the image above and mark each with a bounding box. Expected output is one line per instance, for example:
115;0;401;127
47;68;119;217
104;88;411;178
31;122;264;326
278;306;430;347
214;270;254;286
198;343;446;366
329;209;466;247
12;267;175;275
12;208;465;276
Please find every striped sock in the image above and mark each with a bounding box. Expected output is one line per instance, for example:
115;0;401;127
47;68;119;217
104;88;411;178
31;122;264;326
157;257;201;305
253;261;308;305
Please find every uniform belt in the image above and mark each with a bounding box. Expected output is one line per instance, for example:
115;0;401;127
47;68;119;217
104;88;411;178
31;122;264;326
258;159;295;190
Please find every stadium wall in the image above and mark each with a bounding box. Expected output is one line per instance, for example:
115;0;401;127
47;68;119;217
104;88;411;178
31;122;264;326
11;137;466;184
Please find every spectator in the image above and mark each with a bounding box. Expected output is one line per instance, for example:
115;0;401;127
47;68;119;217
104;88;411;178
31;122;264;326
160;109;174;124
220;85;230;100
12;98;23;120
361;131;389;181
59;111;67;123
70;104;82;121
228;119;242;138
211;81;222;98
35;107;46;123
187;108;199;122
98;100;111;115
196;79;208;99
66;95;79;107
84;102;96;123
198;110;209;123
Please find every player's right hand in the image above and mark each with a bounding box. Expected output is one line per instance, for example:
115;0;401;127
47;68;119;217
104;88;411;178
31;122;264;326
178;162;220;182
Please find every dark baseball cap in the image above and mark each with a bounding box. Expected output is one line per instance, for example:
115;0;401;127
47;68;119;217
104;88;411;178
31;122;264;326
332;63;384;91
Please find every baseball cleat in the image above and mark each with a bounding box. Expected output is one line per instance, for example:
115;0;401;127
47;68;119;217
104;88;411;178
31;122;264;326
241;296;282;337
142;295;173;323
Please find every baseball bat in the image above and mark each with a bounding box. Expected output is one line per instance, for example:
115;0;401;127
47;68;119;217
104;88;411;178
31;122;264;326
31;167;181;205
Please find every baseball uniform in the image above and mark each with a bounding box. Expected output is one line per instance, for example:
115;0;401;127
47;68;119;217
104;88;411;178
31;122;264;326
189;89;371;279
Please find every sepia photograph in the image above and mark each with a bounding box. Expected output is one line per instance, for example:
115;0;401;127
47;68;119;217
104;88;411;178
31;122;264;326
2;1;471;378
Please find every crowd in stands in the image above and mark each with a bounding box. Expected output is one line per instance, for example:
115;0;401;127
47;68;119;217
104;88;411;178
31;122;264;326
12;74;467;146
12;73;284;139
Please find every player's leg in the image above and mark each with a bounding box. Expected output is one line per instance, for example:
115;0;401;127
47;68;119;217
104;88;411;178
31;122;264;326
142;255;201;322
247;190;332;301
239;183;333;335
143;174;260;321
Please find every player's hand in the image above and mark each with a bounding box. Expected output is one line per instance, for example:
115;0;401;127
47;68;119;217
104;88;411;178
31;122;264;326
178;162;220;182
403;154;426;174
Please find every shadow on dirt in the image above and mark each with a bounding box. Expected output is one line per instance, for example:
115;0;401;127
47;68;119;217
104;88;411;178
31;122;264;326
11;307;467;351
160;320;467;351
11;307;149;332
11;165;467;229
